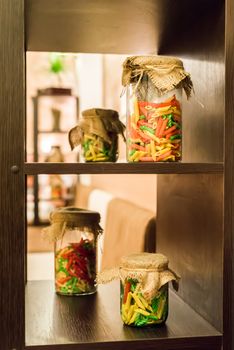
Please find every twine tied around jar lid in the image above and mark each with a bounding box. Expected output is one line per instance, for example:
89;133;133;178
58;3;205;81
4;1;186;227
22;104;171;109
68;108;126;150
43;207;103;242
97;252;180;301
122;55;193;98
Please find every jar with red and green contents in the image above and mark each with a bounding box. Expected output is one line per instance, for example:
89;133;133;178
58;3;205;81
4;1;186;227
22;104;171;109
122;56;193;162
45;207;102;296
119;253;179;326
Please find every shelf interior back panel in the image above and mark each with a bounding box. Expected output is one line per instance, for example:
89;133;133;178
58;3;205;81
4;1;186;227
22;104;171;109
26;0;223;57
156;173;223;332
25;280;221;349
158;0;225;163
26;0;161;54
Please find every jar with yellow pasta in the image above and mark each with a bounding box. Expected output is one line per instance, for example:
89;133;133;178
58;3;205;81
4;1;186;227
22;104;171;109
120;253;179;326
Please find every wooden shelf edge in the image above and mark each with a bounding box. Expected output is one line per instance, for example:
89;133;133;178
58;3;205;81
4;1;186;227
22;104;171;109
38;130;68;134
24;162;224;175
25;335;222;350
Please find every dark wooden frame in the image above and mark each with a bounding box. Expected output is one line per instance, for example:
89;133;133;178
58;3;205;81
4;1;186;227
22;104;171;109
0;0;234;349
0;0;25;349
223;0;234;349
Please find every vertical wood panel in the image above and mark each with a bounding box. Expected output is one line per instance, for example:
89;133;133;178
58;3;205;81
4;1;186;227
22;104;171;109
156;0;225;337
158;0;225;163
0;1;25;349
157;174;223;331
224;0;234;349
181;58;224;163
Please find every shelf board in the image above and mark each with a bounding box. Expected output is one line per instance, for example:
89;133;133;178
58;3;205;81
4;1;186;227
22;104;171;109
37;198;66;202
38;130;68;134
25;280;222;350
24;162;224;175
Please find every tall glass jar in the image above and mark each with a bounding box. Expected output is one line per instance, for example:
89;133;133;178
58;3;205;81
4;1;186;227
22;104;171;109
44;207;102;296
119;253;179;327
122;56;193;162
69;108;125;162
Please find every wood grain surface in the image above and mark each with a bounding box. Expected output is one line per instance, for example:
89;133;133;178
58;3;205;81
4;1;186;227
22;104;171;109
24;162;224;175
157;174;223;331
25;280;221;350
158;0;225;163
224;0;234;349
26;0;161;54
0;0;25;349
155;0;225;338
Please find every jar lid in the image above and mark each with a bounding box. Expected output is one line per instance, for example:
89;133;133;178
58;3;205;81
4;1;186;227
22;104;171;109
69;108;125;149
43;207;103;242
82;108;119;120
50;207;101;225
122;55;193;98
120;252;169;271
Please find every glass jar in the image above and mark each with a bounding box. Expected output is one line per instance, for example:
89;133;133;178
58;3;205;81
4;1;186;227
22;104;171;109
119;253;179;327
69;108;125;162
122;56;193;162
45;207;102;296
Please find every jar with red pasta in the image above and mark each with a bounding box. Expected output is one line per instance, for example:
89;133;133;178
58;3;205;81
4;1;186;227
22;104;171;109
44;207;102;296
122;56;193;162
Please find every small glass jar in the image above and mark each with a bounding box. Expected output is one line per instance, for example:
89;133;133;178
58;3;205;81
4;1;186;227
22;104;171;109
69;108;125;163
122;56;193;162
119;253;179;327
47;207;102;296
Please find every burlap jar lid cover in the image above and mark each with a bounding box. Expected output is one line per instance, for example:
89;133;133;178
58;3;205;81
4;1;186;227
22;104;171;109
98;252;180;301
43;207;103;242
122;55;193;98
69;108;126;150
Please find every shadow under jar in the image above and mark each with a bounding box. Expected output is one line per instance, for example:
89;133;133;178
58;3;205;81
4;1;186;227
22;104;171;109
120;253;179;326
122;56;193;162
44;207;103;296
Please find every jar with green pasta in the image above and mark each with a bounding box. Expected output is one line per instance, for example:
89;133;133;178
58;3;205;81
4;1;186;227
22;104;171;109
69;108;125;162
120;253;179;326
43;207;103;296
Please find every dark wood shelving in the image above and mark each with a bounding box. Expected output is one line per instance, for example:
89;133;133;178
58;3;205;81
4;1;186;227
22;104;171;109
24;162;224;175
1;0;233;349
25;280;222;350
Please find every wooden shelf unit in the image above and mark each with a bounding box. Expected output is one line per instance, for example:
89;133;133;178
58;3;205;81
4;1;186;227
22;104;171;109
1;1;233;350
